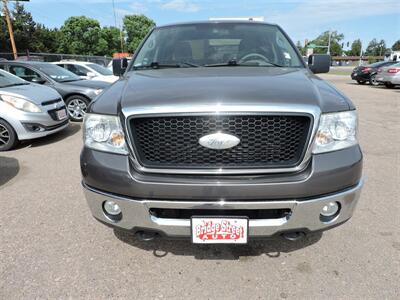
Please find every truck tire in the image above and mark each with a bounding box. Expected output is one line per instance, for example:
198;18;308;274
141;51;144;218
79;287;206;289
65;95;90;122
0;119;18;151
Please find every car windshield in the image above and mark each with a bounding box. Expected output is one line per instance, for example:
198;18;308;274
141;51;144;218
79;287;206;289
0;69;29;88
87;63;113;75
35;63;81;82
132;23;303;69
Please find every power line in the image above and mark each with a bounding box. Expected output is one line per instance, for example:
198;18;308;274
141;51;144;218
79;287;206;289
111;0;124;53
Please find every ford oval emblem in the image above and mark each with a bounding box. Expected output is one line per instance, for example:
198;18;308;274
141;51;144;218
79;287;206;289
199;132;240;150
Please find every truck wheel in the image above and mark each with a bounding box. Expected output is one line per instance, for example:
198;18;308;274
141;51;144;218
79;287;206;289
369;75;379;86
356;80;366;85
0;119;18;151
384;82;395;89
65;95;90;122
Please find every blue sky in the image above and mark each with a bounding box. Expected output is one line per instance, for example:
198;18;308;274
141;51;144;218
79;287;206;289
20;0;400;49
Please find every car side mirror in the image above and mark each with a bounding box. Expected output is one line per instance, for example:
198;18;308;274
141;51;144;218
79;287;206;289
112;58;128;76
31;77;46;84
308;54;331;74
87;72;96;78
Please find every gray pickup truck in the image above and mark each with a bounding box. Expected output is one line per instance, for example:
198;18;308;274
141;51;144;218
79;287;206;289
80;21;363;244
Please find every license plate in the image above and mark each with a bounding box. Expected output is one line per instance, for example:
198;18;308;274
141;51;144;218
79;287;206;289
56;109;67;120
191;217;248;244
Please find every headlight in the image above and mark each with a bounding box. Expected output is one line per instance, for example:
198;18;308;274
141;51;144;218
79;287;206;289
83;113;128;154
313;110;358;154
94;89;103;95
0;94;41;113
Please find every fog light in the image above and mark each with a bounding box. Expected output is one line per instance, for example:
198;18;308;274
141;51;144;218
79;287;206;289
320;202;340;217
103;200;121;216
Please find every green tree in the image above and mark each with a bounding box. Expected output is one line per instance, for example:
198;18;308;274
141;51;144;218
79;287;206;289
101;26;122;56
392;40;400;51
9;1;37;52
365;39;386;56
123;14;155;53
31;25;60;53
348;39;362;56
1;2;61;54
0;16;9;52
58;16;105;55
310;31;344;56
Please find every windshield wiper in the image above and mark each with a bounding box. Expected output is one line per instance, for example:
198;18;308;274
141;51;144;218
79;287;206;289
204;59;239;67
204;59;285;68
179;61;200;67
134;61;199;70
59;79;82;82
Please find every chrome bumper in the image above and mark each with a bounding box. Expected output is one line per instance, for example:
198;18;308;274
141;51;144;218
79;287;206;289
83;180;363;238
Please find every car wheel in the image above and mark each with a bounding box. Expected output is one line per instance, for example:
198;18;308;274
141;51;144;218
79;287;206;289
357;80;366;84
369;75;379;86
0;119;18;151
384;82;395;89
65;95;90;122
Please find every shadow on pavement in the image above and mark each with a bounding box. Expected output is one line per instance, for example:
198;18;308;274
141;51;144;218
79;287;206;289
114;230;322;260
18;122;81;149
0;156;20;187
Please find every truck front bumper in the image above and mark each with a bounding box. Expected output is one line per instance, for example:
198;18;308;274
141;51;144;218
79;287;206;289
83;179;363;238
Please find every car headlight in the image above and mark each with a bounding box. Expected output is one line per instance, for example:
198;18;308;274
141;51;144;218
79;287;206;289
0;94;41;113
313;110;358;154
94;89;103;96
83;113;128;154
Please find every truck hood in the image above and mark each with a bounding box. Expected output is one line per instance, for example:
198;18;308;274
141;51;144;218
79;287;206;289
91;67;352;115
0;83;61;105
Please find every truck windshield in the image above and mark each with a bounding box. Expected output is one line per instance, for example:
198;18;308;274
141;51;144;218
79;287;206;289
133;23;303;69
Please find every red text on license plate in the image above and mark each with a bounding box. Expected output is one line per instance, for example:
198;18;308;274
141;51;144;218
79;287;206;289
191;217;248;244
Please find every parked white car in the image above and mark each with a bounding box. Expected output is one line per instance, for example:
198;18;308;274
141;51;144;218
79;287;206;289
52;61;118;83
376;62;400;88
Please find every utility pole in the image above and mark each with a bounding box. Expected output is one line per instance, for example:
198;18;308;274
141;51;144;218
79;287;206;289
2;0;17;59
327;31;331;55
112;0;124;53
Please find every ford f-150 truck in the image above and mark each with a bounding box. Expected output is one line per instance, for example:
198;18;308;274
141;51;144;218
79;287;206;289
80;21;363;244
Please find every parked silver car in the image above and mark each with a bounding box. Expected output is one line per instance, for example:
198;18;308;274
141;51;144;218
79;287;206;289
0;69;69;151
376;62;400;88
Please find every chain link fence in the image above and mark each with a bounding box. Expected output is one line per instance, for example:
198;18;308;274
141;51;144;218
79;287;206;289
0;52;112;66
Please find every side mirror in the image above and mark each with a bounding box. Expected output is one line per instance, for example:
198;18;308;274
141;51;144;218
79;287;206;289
112;58;128;76
31;77;46;84
308;54;331;74
86;72;96;78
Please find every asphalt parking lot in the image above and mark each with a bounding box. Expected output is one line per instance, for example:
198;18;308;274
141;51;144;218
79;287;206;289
0;75;399;299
